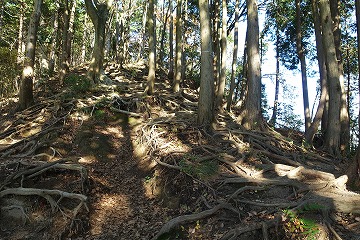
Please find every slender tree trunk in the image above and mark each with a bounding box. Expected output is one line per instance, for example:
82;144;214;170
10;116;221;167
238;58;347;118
80;14;88;63
146;0;156;95
168;0;174;79
19;0;42;110
305;0;329;145
173;0;182;92
85;0;113;84
216;0;227;110
137;2;148;61
59;0;70;83
295;0;311;132
66;0;76;67
239;0;262;130
17;1;24;64
226;0;239;111
48;5;59;75
181;0;187;82
213;0;220;90
270;30;280;126
0;0;3;38
319;0;341;156
159;1;170;67
198;0;215;129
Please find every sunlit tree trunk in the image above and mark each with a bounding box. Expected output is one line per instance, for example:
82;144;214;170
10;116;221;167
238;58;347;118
330;0;350;154
66;0;76;67
216;0;227;110
319;0;341;156
173;0;182;92
198;0;215;129
239;0;262;130
305;0;328;145
295;0;311;132
226;0;239;111
159;1;170;67
85;0;113;84
19;0;42;110
146;0;156;95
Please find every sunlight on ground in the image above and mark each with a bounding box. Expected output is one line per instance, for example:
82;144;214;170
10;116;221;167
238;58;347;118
90;193;132;235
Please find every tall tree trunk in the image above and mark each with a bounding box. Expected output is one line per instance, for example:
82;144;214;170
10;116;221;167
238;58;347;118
168;0;174;79
239;0;262;130
0;0;3;38
319;0;341;156
48;5;59;76
226;0;239;111
295;0;311;132
146;0;156;95
173;0;182;92
19;0;42;110
59;0;70;83
198;0;215;129
137;2;148;61
216;0;227;110
66;0;76;67
80;14;88;63
305;0;328;145
270;30;280;126
348;0;360;186
159;1;170;67
330;0;350;154
85;0;113;84
213;0;220;91
17;1;24;65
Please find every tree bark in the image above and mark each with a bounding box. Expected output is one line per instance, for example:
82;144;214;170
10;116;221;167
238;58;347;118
240;0;262;130
198;0;215;129
173;0;182;92
84;0;113;84
270;30;280;126
59;0;70;83
18;0;42;110
226;0;239;111
319;0;341;156
216;0;227;110
168;0;174;79
48;5;59;76
17;1;24;65
295;0;311;132
305;0;328;145
146;0;156;95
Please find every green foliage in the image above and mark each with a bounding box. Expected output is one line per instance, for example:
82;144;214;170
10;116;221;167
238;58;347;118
282;204;323;240
179;154;218;179
93;109;106;120
0;47;18;98
64;73;91;93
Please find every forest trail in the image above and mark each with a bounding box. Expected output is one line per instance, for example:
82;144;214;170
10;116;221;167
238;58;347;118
1;63;360;239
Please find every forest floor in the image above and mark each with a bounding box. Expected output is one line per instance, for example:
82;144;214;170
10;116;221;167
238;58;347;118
1;62;360;240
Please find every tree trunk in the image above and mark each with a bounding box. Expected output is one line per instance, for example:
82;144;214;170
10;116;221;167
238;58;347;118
48;5;59;76
216;0;227;110
198;0;215;129
305;0;328;145
329;0;350;154
18;0;42;111
146;0;156;95
295;0;311;132
226;0;239;111
66;0;76;67
173;0;182;92
59;0;70;83
270;30;280;126
212;0;221;92
347;0;360;186
80;14;88;63
319;0;341;156
85;0;113;84
240;0;262;130
159;1;170;67
168;0;174;80
17;1;24;65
